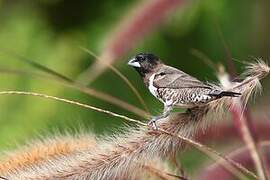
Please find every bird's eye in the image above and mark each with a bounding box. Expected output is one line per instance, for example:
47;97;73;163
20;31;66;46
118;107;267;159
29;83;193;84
137;56;145;61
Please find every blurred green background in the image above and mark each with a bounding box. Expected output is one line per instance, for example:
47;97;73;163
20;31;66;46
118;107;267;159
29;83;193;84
0;0;269;171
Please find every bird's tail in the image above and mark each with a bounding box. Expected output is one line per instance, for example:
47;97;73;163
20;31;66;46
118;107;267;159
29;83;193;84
209;91;241;98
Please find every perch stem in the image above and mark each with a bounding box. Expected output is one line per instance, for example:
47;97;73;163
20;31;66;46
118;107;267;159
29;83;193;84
0;90;258;179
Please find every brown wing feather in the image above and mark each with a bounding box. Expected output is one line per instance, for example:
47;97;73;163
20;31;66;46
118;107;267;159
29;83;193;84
153;65;212;89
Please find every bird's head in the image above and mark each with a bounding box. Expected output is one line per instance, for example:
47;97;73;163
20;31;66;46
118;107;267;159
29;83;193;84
128;53;160;77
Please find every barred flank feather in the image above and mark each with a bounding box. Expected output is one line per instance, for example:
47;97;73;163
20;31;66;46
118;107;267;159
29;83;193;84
2;61;269;179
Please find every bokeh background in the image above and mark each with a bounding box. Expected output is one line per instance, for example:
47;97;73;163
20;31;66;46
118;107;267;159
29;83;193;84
0;0;269;175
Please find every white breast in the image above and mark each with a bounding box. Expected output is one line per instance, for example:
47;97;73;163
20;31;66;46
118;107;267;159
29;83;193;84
148;73;158;98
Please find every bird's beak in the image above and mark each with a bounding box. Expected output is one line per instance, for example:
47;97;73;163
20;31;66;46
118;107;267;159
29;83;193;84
128;58;141;67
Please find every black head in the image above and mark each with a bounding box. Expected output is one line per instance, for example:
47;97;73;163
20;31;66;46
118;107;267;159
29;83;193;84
128;53;160;77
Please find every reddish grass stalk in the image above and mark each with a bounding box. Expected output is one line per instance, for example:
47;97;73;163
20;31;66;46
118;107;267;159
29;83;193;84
78;0;185;84
230;101;267;180
196;121;270;143
104;0;184;59
216;30;267;179
200;141;270;180
217;63;269;180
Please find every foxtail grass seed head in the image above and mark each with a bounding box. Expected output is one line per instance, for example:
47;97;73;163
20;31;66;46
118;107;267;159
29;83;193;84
1;60;268;179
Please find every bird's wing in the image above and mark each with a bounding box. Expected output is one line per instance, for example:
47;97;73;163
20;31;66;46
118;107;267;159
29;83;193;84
153;66;212;89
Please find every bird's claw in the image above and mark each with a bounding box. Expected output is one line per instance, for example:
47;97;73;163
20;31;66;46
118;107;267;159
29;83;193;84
148;118;158;130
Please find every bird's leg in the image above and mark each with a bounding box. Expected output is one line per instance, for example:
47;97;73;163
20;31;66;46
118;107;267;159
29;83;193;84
148;105;173;130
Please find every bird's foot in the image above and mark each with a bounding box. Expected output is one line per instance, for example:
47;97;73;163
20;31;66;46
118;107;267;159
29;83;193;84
148;117;158;130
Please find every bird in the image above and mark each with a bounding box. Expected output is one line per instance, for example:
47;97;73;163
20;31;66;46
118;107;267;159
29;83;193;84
128;53;241;129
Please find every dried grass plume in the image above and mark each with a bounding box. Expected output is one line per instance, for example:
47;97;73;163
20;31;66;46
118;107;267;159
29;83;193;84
1;61;269;179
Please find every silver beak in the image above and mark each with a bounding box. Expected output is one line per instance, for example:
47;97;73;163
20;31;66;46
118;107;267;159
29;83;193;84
128;58;141;67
